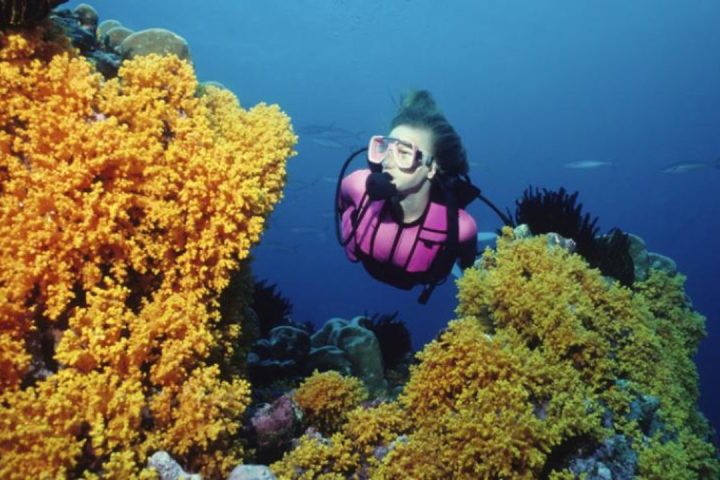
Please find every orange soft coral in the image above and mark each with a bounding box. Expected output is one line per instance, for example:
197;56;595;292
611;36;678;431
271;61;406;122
293;370;368;436
0;24;295;479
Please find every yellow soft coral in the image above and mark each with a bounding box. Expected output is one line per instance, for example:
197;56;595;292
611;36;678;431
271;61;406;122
341;402;409;460
0;23;295;479
272;228;717;479
451;229;717;478
293;370;368;436
377;380;547;480
271;432;359;480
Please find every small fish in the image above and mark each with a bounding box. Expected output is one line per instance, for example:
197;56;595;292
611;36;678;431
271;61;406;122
298;123;364;140
563;160;614;169
310;137;347;149
297;123;338;135
660;159;720;174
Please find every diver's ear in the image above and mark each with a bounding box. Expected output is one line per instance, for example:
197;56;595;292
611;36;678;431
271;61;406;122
427;160;437;180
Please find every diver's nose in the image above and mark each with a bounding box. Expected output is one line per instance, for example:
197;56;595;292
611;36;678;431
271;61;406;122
381;147;399;170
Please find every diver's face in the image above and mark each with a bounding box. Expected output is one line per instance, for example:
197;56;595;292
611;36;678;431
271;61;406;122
382;125;436;193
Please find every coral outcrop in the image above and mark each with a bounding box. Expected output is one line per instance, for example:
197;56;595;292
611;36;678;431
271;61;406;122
270;227;718;479
0;22;296;479
293;370;368;436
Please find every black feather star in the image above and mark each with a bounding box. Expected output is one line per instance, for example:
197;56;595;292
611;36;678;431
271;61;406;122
251;280;294;337
511;186;634;286
366;311;412;370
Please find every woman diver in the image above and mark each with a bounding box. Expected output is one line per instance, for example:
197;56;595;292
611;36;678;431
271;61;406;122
335;90;508;303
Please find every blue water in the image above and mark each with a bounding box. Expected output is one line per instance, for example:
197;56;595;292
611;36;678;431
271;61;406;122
67;0;720;435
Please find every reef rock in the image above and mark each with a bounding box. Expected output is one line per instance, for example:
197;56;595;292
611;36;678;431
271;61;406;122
119;27;191;61
228;464;277;480
148;451;201;480
309;316;387;396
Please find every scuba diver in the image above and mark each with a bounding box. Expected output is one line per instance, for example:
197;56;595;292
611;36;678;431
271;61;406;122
335;90;511;304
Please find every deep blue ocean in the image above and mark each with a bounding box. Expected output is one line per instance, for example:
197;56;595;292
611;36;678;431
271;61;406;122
66;0;720;437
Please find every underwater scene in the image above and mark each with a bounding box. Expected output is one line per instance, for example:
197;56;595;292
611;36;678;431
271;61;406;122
1;0;719;478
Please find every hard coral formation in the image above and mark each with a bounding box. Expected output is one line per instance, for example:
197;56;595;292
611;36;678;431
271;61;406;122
270;228;718;479
119;28;191;62
308;316;388;396
0;22;296;479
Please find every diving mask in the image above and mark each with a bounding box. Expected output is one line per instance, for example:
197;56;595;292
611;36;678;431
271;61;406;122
368;135;434;171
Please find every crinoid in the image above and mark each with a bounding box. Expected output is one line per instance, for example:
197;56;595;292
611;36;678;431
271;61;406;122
252;279;294;337
511;186;634;286
365;311;412;370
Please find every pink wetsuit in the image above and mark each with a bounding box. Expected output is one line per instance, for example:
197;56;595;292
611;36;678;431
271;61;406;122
339;169;477;289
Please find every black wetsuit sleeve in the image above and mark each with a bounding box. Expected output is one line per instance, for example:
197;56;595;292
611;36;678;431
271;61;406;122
457;236;478;269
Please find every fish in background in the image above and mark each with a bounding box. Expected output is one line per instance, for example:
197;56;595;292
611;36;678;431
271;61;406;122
563;160;614;169
310;137;350;149
660;158;720;174
297;123;365;151
297;123;361;137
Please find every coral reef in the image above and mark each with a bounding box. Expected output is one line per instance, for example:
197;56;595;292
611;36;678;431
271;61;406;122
293;370;368;436
248;315;391;403
0;20;296;479
48;5;195;78
511;186;635;286
269;227;718;479
249;393;304;464
118;28;190;62
308;317;388;396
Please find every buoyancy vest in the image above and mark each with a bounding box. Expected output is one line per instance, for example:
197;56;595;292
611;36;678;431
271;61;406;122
339;169;477;291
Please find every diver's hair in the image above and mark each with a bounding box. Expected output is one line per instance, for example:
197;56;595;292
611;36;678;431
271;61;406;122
390;89;468;177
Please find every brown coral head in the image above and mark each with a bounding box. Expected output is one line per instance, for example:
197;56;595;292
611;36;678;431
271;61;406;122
0;0;68;27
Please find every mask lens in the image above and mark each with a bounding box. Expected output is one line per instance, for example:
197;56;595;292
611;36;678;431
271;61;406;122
368;136;390;164
367;136;419;170
393;141;417;169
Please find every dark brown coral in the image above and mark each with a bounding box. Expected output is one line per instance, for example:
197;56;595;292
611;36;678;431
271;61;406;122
1;0;67;27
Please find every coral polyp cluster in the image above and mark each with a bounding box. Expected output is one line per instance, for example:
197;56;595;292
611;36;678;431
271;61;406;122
293;370;368;436
270;228;718;479
0;23;296;478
